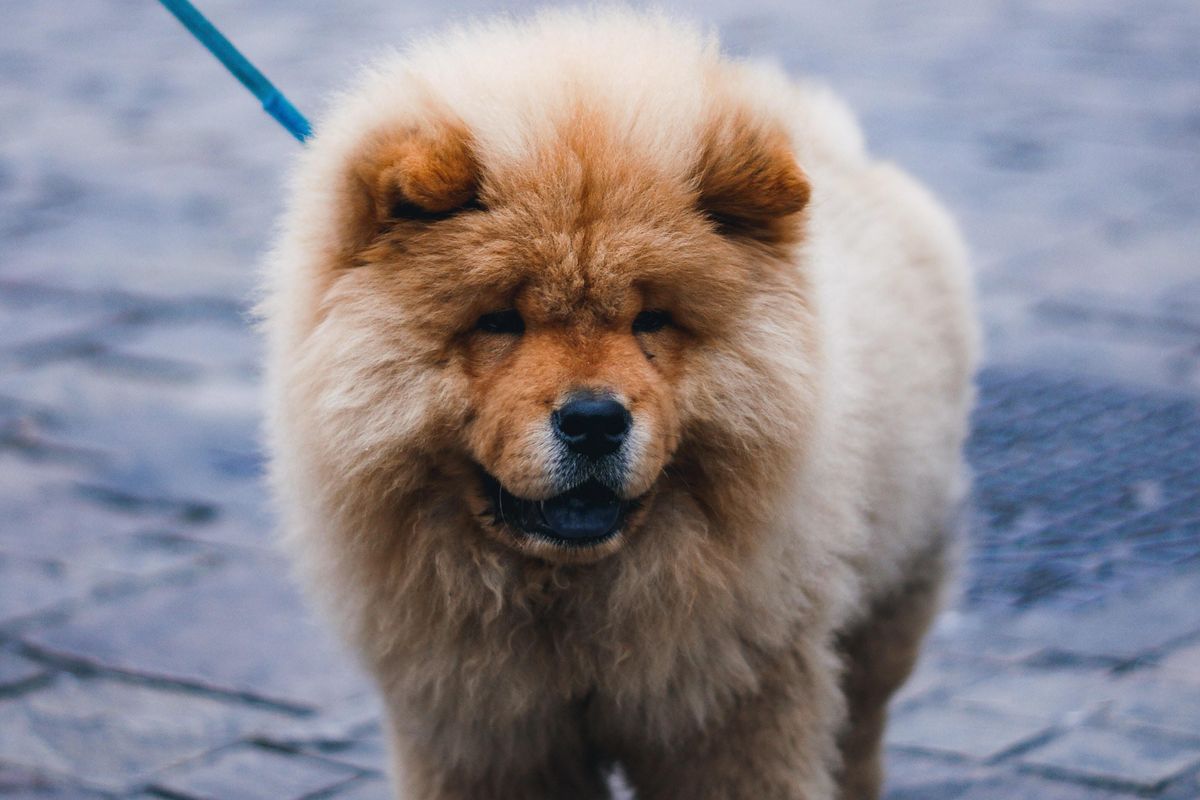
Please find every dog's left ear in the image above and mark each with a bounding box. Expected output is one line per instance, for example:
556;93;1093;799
340;123;478;256
697;115;810;242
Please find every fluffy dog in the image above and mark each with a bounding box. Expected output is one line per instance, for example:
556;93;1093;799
261;9;978;799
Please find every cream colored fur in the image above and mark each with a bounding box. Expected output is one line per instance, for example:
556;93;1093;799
261;8;978;799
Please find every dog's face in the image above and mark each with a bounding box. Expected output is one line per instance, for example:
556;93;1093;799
302;102;813;565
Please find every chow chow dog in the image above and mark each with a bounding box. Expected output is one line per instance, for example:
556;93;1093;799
261;9;977;799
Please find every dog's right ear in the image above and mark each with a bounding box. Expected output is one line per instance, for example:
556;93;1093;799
339;123;479;257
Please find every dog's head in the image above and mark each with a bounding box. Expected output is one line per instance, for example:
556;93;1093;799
268;13;820;565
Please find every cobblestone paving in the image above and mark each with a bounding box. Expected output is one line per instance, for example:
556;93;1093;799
2;0;1198;797
968;369;1200;609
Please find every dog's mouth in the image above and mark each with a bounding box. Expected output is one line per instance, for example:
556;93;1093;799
478;470;638;547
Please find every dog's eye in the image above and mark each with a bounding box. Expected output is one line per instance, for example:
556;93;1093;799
632;310;671;334
475;309;525;334
389;196;485;224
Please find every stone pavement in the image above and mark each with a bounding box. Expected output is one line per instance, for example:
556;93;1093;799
1;0;1198;797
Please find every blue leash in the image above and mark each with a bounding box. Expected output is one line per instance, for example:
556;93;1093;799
156;0;311;143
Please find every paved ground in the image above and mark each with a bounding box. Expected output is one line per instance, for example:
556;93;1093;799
1;0;1199;797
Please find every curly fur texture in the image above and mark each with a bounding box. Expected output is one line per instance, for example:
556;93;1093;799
261;9;978;799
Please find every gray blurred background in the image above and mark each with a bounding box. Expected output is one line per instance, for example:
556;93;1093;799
1;1;1199;798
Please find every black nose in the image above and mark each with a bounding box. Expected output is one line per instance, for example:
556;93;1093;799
552;394;632;457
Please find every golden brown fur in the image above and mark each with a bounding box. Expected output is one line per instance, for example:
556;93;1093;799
261;10;978;799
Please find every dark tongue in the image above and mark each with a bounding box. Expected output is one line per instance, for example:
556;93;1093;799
539;481;622;540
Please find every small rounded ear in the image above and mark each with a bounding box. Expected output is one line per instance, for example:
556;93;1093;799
339;123;479;257
697;114;810;242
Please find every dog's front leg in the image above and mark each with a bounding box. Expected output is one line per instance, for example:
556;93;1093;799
384;702;613;800
622;640;845;800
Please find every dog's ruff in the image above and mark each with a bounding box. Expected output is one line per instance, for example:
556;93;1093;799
261;8;978;799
